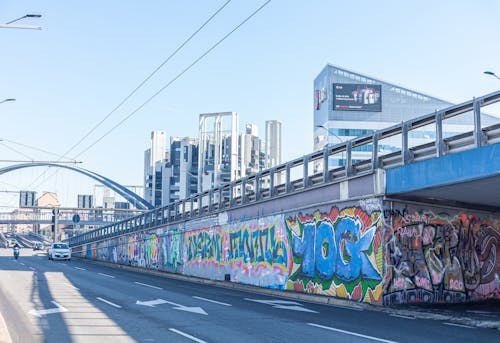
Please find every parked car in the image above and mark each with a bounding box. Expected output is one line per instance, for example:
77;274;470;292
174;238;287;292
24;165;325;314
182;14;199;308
48;242;71;261
32;242;44;250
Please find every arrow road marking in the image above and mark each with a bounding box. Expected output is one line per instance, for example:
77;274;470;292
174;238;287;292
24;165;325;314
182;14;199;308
244;298;318;313
136;298;207;315
169;328;207;343
29;301;68;317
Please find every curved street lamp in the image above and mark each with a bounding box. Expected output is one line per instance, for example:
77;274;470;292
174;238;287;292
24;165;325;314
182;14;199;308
0;98;16;105
1;14;42;30
484;71;500;81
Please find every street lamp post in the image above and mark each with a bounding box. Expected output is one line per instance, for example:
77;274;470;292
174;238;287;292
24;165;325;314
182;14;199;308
484;71;500;81
316;125;345;166
0;98;16;105
1;14;42;30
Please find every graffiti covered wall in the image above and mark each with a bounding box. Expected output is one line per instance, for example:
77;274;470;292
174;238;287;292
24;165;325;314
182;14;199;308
79;198;499;305
384;204;500;304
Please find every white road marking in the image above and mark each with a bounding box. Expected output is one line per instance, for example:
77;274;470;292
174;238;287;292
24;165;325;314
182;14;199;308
136;298;207;315
443;322;474;329
169;328;207;343
29;301;68;317
98;273;115;278
74;267;86;271
308;323;398;343
134;281;162;290
97;297;122;309
20;263;25;266
390;314;415;319
193;296;232;306
29;267;35;270
245;298;318;313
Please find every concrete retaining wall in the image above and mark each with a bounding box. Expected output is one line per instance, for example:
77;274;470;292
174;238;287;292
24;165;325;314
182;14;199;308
71;195;500;306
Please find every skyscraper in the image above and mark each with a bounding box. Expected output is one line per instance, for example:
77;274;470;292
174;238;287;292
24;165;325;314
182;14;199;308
198;112;239;192
265;120;282;168
144;130;166;207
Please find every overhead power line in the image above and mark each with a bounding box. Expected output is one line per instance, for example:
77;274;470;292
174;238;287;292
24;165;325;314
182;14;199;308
25;0;233;190
75;0;272;158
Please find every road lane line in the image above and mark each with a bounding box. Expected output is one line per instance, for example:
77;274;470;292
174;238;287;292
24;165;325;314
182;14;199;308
20;263;25;266
169;328;206;343
193;296;232;306
97;297;122;309
29;267;35;270
98;273;115;278
443;322;474;329
308;323;398;343
74;267;87;271
134;282;162;290
389;314;415;319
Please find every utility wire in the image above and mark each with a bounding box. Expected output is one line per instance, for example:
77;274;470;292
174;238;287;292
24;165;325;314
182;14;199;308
0;138;75;161
61;0;232;159
75;0;272;158
26;0;233;190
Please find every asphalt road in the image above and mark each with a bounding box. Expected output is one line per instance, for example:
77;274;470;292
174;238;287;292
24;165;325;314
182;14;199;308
0;248;498;343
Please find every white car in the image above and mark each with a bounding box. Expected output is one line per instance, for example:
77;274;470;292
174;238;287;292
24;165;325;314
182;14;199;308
48;242;71;261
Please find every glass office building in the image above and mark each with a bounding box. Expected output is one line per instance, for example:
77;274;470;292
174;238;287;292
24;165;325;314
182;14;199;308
313;64;499;166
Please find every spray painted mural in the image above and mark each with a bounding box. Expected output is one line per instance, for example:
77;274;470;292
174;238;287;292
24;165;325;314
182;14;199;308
285;206;385;304
80;199;499;306
384;205;500;305
183;215;291;289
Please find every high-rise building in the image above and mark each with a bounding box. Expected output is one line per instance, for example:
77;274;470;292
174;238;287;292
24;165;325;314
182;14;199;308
144;130;166;207
240;123;261;177
198;112;239;192
161;137;199;206
77;194;93;209
313;64;499;166
265;120;282;168
19;191;36;208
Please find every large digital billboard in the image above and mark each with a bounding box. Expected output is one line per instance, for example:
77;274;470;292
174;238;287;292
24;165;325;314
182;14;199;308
333;83;382;111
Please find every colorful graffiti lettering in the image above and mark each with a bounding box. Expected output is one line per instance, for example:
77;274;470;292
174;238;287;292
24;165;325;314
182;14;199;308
384;209;500;305
286;206;384;303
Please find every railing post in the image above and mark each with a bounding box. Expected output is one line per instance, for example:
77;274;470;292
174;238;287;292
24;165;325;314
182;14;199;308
371;132;379;171
435;110;444;157
473;98;484;148
241;178;247;205
345;141;352;177
303;156;309;188
323;148;329;182
401;123;410;165
255;173;261;201
269;168;275;196
286;163;291;192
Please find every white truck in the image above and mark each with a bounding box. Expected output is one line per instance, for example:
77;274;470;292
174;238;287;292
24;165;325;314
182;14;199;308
48;242;71;261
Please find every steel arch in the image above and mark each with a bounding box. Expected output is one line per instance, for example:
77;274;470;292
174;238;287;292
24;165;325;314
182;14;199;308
0;163;153;210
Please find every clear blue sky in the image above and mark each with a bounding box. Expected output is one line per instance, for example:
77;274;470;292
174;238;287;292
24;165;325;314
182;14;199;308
1;0;499;208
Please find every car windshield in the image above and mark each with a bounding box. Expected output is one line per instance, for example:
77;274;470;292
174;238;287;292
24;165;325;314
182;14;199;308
53;244;68;249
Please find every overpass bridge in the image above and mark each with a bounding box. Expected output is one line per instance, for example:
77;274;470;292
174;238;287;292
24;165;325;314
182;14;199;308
67;91;500;307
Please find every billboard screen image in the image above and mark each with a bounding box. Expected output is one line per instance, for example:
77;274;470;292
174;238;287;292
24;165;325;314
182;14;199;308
333;83;382;111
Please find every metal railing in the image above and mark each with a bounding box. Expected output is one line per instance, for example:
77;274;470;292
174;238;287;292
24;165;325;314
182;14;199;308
67;90;500;246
